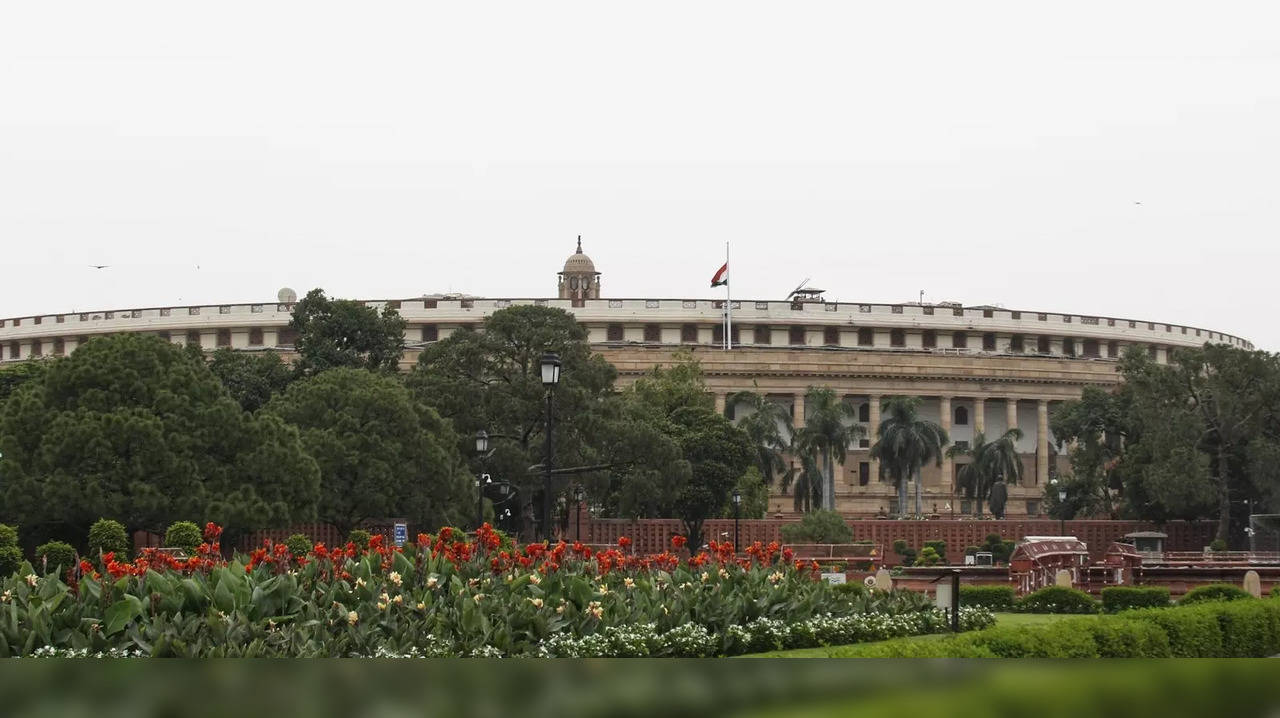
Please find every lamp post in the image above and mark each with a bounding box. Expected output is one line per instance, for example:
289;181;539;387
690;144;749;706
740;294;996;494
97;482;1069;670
1051;479;1066;536
732;488;742;551
573;484;585;542
474;430;489;530
539;352;562;542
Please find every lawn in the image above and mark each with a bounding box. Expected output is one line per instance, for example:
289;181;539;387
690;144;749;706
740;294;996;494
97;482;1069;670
742;613;1074;658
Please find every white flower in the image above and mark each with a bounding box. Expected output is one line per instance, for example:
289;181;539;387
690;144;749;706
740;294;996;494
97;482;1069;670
556;604;565;615
347;611;359;625
700;572;709;582
623;578;635;590
355;577;367;588
718;568;729;579
393;594;404;605
473;593;485;603
416;602;426;611
377;602;387;611
529;597;544;608
768;571;784;584
529;574;542;585
379;592;390;602
25;574;37;587
426;576;439;589
389;571;402;586
0;590;10;602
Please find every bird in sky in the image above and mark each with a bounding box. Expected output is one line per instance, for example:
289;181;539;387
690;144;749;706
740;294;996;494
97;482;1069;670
1133;201;1142;205
89;264;109;269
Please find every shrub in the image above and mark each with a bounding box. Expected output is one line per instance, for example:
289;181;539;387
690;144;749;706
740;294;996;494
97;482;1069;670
914;546;943;566
0;545;22;577
1272;585;1279;599
969;621;1100;657
890;539;916;567
1180;583;1252;605
164;521;202;553
285;533;312;558
829;582;868;599
0;523;17;548
1208;538;1228;552
347;529;371;550
779;510;852;544
959;585;1017;611
963;545;980;557
981;533;1014;564
1073;615;1172;657
923;540;946;557
1016;586;1099;614
34;541;76;574
88;519;130;558
1100;586;1170;613
1125;605;1224;657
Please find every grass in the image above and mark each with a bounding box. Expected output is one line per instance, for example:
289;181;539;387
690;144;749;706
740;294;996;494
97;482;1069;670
742;612;1079;658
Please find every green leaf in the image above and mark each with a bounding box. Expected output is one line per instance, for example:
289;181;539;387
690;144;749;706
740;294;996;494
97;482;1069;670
213;578;235;613
104;595;143;636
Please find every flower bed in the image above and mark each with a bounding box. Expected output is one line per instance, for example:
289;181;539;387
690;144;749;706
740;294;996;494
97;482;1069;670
0;524;977;657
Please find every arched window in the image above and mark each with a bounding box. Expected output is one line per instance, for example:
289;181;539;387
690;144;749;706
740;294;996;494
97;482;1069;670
890;329;905;347
954;406;969;425
858;402;870;422
570;276;579;290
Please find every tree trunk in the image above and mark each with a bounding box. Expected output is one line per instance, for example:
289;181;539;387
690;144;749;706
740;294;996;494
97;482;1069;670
897;472;908;517
824;449;834;512
913;466;923;516
975;482;984;518
1216;447;1231;544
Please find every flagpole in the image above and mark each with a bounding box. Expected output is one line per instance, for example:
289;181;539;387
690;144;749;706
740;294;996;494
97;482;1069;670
724;241;731;351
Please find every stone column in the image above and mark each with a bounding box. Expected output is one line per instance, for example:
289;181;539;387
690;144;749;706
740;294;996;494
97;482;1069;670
974;398;985;435
939;396;953;494
793;392;805;429
714;392;727;417
1037;399;1050;485
868;394;882;480
1006;398;1018;437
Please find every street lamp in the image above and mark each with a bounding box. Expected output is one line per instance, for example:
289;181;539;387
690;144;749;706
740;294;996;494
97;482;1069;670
732;488;742;551
539;352;562;542
1051;479;1067;536
573;484;585;542
475;430;489;530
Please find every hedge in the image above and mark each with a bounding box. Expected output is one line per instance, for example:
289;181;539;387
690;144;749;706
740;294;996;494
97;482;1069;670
163;521;202;553
831;599;1280;658
1179;583;1252;605
1100;586;1170;613
1015;586;1099;614
88;519;130;558
958;585;1016;611
34;541;76;574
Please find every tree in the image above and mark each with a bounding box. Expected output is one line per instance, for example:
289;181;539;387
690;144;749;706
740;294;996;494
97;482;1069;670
726;388;794;492
794;387;862;512
947;429;1024;517
0;334;319;546
208;348;294;412
409;305;619;535
290;288;406;376
0;360;50;405
779;509;852;544
870;396;948;516
1119;344;1280;542
1050;385;1132;518
724;466;769;520
266;367;472;537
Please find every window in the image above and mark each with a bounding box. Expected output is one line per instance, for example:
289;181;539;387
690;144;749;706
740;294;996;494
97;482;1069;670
712;325;740;346
891;305;903;314
1063;315;1073;323
33;316;41;325
682;300;696;309
922;306;934;315
187;330;201;346
606;324;624;341
608;299;623;308
644;324;661;342
1148;345;1159;360
7;342;17;359
983;308;993;318
1129;320;1136;328
278;328;298;346
157;331;170;342
858;402;870;422
789;325;805;345
1011;311;1021;320
753;326;771;344
1038;313;1048;321
249;328;264;346
188;307;200;316
52;338;64;356
951;332;967;349
982;332;996;351
216;329;232;347
459;299;474;309
30;342;41;357
859;462;870;486
858;438;870;448
422;324;439;342
1147;322;1154;330
953;440;970;450
1026;500;1041;516
681;324;698;343
823;326;839;346
923;330;937;349
755;302;769;310
1082;339;1100;357
251;304;264;313
1037;335;1050;354
423;299;438;309
1181;326;1187;335
952;307;964;316
56;315;65;323
219;306;231;315
1107;318;1116;327
954;406;969;426
1107;341;1118;358
890;328;905;347
857;328;873;346
1010;334;1025;353
1063;338;1076;356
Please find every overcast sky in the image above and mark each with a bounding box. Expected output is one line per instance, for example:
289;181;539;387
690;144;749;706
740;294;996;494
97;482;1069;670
2;2;1277;348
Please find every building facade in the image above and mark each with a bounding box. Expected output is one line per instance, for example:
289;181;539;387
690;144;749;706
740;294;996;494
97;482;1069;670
0;244;1252;518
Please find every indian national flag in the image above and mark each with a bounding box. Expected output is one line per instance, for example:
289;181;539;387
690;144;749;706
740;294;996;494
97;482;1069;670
710;263;728;287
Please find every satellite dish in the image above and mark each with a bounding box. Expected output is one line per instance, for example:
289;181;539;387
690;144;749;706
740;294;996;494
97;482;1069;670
277;287;297;303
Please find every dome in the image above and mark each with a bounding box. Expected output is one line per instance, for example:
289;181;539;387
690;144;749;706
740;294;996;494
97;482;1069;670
561;236;597;274
277;287;297;303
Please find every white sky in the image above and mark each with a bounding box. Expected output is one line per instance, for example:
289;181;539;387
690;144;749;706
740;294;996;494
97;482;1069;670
2;2;1277;348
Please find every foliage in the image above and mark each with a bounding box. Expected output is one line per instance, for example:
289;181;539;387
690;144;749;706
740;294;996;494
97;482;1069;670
947;429;1023;517
779;510;852;544
958;585;1016;611
1049;385;1130;518
87;519;130;558
0;334;320;542
1208;538;1227;552
1015;586;1100;614
870;396;948;516
347;530;371;550
266;368;472;537
725;466;769;520
34;541;76;574
0;525;962;657
0;361;49;405
0;524;16;549
794;387;863;512
285;533;312;558
981;533;1015;564
164;521;203;553
913;546;943;566
891;539;916;567
1179;583;1253;605
208;348;294;412
727;388;794;493
1100;586;1170;612
0;547;21;577
289;288;406;376
923;540;946;557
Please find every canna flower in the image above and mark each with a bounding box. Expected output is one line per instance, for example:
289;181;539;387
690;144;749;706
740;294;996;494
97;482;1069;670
377;602;388;611
718;568;729;579
768;571;784;584
355;577;367;588
529;574;541;585
528;598;544;608
347;611;359;625
393;595;403;605
426;576;439;589
0;590;10;602
389;571;402;586
700;572;709;583
473;593;485;603
416;602;426;611
25;574;38;587
623;577;635;590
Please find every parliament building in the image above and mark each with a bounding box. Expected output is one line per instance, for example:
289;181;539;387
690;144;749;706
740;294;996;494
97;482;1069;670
0;242;1252;518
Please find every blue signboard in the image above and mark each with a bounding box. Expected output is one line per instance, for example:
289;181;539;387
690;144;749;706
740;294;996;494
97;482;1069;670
393;522;408;547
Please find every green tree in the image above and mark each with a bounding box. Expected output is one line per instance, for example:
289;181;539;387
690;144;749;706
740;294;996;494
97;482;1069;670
208;348;294;412
1050;385;1132;518
290;288;407;376
870;396;948;516
947;429;1024;517
0;360;50;405
794;387;863;512
726;388;794;492
0;334;320;545
266;367;472;537
779;509;852;544
724;466;769;520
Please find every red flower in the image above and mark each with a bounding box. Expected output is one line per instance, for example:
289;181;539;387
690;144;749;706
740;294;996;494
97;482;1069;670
618;537;632;549
671;535;687;549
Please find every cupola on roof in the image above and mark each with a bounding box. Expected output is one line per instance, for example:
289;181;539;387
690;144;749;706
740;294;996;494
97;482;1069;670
561;235;598;274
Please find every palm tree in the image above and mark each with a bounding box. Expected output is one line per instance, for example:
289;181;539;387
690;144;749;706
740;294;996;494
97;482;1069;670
727;389;794;491
947;429;1024;517
870;396;948;517
794;387;864;512
787;453;824;513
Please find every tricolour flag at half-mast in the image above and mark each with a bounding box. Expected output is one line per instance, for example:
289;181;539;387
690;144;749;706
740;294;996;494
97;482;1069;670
710;262;728;287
